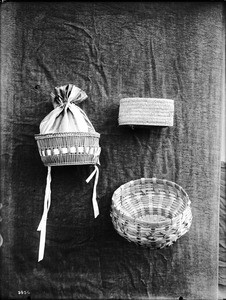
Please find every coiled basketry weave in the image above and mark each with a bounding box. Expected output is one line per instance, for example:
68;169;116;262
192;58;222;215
118;98;174;127
111;178;192;248
35;132;101;166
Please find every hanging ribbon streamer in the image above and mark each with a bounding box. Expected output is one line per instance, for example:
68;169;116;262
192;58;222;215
37;166;52;262
86;165;99;218
35;84;101;262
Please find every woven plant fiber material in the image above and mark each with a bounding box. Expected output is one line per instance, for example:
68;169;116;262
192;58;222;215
35;84;101;167
1;2;223;299
111;178;192;248
35;132;101;166
118;98;174;127
34;84;101;261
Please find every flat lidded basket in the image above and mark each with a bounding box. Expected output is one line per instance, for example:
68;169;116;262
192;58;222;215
35;84;101;167
111;178;192;248
118;98;174;127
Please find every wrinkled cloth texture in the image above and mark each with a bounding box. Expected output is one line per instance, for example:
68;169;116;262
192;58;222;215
0;2;224;300
219;162;226;300
40;84;95;134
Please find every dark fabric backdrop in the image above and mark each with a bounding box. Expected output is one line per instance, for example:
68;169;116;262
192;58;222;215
219;162;226;300
1;2;224;299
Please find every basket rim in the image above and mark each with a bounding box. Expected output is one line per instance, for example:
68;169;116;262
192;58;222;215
120;97;174;102
111;177;191;226
34;131;100;139
113;177;190;198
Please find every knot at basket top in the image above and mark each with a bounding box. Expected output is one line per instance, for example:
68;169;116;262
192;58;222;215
38;84;96;134
51;84;88;109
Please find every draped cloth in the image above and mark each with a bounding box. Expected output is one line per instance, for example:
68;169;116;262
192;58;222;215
1;2;224;299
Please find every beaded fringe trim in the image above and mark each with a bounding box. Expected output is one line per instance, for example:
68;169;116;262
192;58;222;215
35;132;101;166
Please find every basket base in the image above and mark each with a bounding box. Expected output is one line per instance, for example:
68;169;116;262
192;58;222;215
137;214;170;223
119;123;171;128
41;154;99;166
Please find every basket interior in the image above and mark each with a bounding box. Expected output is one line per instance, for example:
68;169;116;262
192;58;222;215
112;179;189;223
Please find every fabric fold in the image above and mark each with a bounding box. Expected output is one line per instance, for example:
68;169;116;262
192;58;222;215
40;84;94;134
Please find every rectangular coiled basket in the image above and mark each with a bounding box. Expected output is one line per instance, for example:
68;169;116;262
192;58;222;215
111;178;192;249
35;132;101;166
118;98;174;127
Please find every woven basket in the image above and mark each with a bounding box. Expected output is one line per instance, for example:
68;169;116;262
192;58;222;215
35;132;101;166
111;178;192;248
118;98;174;127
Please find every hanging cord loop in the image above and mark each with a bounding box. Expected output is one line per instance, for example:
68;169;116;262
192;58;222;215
37;166;52;262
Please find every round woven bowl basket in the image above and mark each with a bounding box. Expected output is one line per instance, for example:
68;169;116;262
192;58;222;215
111;178;192;248
118;98;174;127
35;132;101;166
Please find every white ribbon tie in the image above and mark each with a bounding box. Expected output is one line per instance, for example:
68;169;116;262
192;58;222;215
86;165;100;218
37;166;52;262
